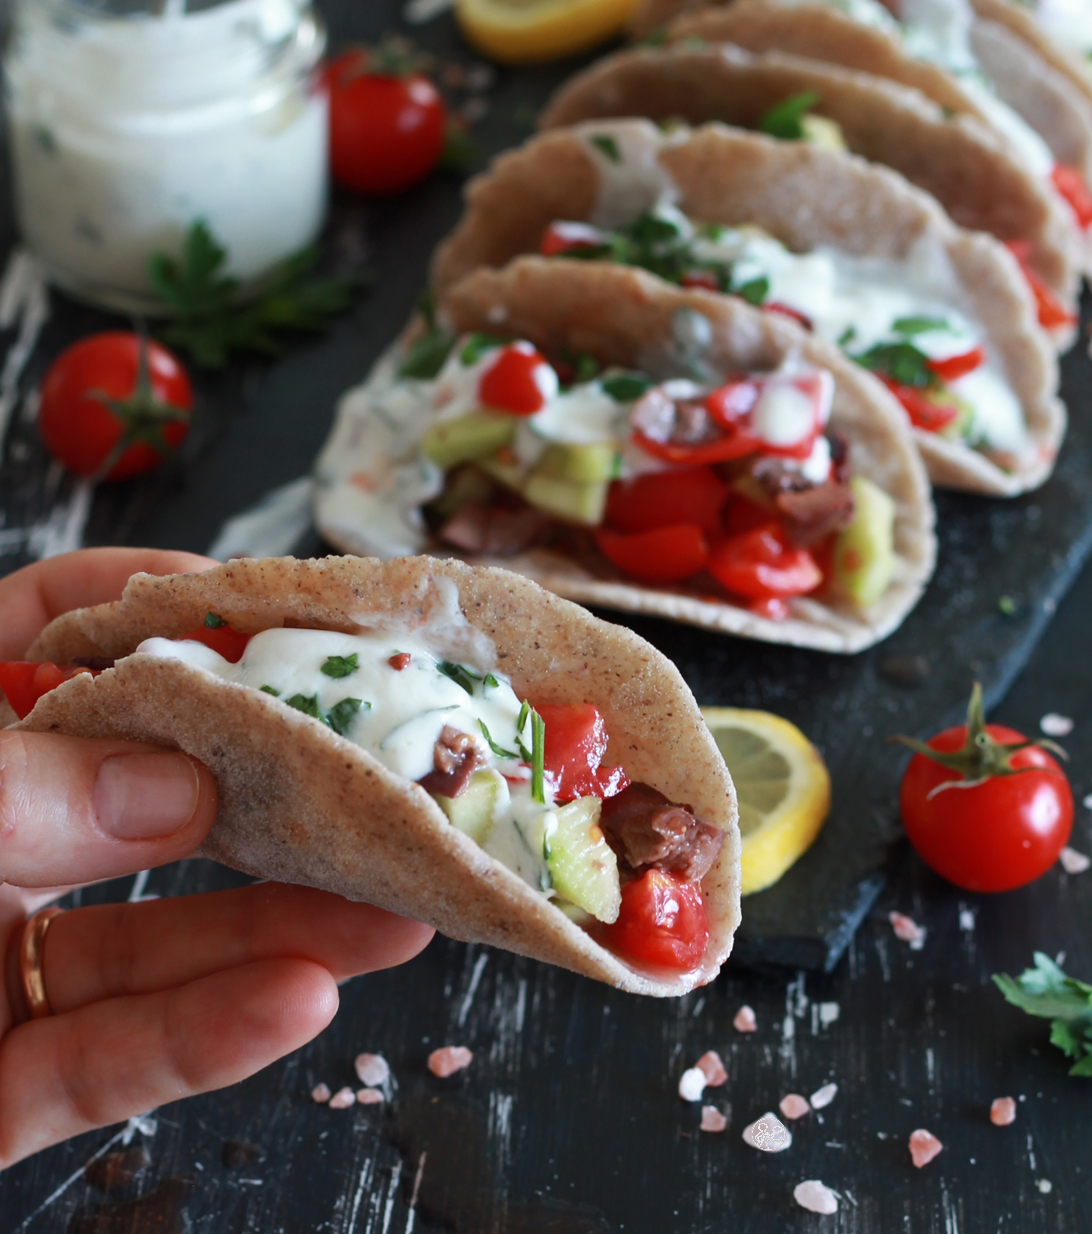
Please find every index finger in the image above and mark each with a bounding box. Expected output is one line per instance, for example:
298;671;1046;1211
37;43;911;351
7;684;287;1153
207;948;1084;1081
0;548;218;660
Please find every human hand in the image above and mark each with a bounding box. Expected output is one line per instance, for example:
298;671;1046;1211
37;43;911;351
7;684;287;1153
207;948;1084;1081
0;548;434;1169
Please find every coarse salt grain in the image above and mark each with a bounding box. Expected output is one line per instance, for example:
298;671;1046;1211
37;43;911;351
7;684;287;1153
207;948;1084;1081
700;1105;728;1133
742;1112;792;1152
696;1050;727;1087
1037;1179;1053;1194
328;1087;356;1110
355;1053;390;1088
810;1082;838;1109
1083;792;1092;810
990;1097;1016;1126
733;1005;757;1032
1040;713;1073;736
889;912;926;950
428;1046;473;1078
679;1067;706;1102
909;1128;943;1167
357;1088;384;1105
793;1180;838;1215
780;1093;811;1120
311;1083;332;1104
1060;847;1091;874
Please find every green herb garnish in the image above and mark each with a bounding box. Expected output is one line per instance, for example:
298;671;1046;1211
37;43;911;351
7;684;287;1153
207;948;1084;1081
530;708;546;805
892;316;950;337
994;953;1092;1077
571;352;601;383
479;720;519;760
260;685;280;696
733;276;769;306
757;91;819;141
459;333;505;366
204;612;227;629
516;699;532;762
321;654;359;679
601;373;652;402
285;693;324;722
590;134;621;162
837;325;857;347
148;221;359;369
852;340;934;389
483;673;499;689
327;697;366;737
400;291;456;379
438;660;478;695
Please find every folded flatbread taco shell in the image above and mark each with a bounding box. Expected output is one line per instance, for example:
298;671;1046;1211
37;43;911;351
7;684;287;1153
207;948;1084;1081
432;119;1062;495
538;43;1079;306
15;555;741;996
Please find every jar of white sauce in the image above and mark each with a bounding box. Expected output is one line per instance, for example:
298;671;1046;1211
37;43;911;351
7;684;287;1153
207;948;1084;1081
3;0;328;313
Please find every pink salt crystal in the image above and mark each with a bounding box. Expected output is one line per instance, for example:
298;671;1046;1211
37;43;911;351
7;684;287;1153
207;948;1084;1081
428;1046;473;1077
328;1087;356;1109
311;1083;332;1104
355;1053;390;1087
909;1128;943;1167
780;1093;811;1120
990;1097;1017;1126
696;1050;728;1087
357;1088;384;1105
700;1106;728;1133
1060;847;1091;875
742;1112;792;1152
793;1180;838;1215
889;912;926;949
733;1005;757;1032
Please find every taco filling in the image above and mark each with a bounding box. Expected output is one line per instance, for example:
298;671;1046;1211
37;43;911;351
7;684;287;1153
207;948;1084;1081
0;616;724;974
539;205;1027;464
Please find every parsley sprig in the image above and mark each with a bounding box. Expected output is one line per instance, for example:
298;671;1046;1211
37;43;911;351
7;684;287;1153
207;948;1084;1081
148;221;360;369
994;953;1092;1076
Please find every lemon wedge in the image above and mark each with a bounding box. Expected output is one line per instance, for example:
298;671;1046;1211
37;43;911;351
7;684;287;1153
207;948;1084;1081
455;0;639;64
702;707;831;896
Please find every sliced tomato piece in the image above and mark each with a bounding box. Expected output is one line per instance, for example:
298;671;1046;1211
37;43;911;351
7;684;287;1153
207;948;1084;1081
604;467;727;535
707;524;822;600
882;380;959;434
596;523;709;584
539;220;606;257
178;617;251;663
1005;242;1078;330
632;430;760;465
764;301;812;329
722;492;777;536
0;661;92;719
478;343;555;415
536;702;629;803
926;346;985;383
1051;163;1092;230
601;869;709;970
680;269;721;291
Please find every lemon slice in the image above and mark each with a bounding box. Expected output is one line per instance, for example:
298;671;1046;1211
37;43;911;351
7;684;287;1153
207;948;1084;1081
455;0;639;64
702;707;831;896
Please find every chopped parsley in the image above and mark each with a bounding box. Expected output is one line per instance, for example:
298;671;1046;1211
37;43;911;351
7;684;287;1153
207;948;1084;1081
321;653;359;679
602;373;652;402
260;685;280;696
327;697;366;737
733;276;769;306
285;693;324;722
570;352;601;383
399;291;455;379
483;673;499;689
757;91;819;141
892;316;950;337
204;612;227;629
852;340;935;389
837;325;857;347
590;134;621;163
479;720;519;760
438;660;478;695
459;332;506;366
994;953;1092;1077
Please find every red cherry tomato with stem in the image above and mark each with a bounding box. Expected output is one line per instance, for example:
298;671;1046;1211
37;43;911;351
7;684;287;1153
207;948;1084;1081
601;869;709;971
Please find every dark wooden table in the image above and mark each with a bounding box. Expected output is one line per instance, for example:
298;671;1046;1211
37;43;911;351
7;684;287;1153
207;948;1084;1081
1;1;1090;1230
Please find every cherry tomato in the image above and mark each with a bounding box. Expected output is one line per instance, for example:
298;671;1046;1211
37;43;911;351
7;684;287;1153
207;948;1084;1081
707;524;822;600
0;661;95;720
602;870;709;971
927;346;985;383
38;333;192;481
882;379;959;434
539;221;606;257
537;703;629;803
764;301;812;329
1051;162;1092;230
632;428;759;466
324;50;446;195
178;615;251;663
899;723;1072;893
595;523;708;584
722;492;778;536
604;467;727;535
1005;242;1077;331
478;343;555;415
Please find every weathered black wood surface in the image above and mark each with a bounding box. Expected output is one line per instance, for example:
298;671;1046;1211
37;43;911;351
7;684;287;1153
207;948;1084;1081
1;0;1091;1228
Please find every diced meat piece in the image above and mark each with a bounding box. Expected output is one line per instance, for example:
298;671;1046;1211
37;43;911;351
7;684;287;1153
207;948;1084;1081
632;388;722;448
599;782;724;882
780;1094;810;1120
990;1097;1017;1126
742;1112;792;1152
700;1106;728;1133
439;502;546;556
329;1087;357;1109
793;1180;839;1214
909;1128;943;1167
418;726;486;798
428;1046;473;1077
889;911;927;949
357;1088;384;1105
775;481;855;547
733;1005;757;1033
311;1083;332;1104
828;431;850;484
679;1067;706;1102
354;1053;390;1088
1039;713;1073;736
696;1050;727;1087
1060;847;1091;874
810;1082;838;1109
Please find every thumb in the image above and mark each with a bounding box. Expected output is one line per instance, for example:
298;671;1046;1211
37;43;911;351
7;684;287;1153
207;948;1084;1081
0;731;217;888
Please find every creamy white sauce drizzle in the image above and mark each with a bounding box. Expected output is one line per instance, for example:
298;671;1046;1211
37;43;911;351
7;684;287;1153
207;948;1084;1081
1034;0;1092;56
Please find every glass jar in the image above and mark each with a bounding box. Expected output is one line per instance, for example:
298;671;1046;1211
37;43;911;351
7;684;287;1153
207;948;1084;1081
3;0;328;314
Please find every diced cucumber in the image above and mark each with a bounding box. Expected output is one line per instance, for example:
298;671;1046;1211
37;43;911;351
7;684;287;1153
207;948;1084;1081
834;475;896;608
433;770;498;846
801;114;847;151
479;454;527;492
545;797;621;923
523;473;609;525
421;412;515;469
536;442;620;482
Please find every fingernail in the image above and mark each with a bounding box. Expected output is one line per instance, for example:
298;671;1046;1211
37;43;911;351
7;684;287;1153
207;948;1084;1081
94;753;201;840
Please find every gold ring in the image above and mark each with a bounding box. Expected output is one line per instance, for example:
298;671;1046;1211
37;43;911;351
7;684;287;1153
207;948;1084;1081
18;907;63;1020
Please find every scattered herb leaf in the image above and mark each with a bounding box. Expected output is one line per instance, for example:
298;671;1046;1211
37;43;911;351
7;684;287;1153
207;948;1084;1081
590;134;621;163
837;325;857;347
601;373;652;402
893;315;951;337
321;654;359;679
260;685;280;696
571;352;601;383
327;697;366;736
483;673;499;689
993;953;1092;1077
852;340;935;389
479;720;519;760
758;91;819;141
733;276;769;306
285;693;324;722
460;333;505;366
438;660;478;695
516;699;532;762
204;612;227;629
400;290;455;379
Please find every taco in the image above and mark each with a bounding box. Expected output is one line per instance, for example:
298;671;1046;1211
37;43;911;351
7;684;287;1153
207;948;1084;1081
312;257;935;654
537;43;1081;325
8;554;741;997
432;119;1062;495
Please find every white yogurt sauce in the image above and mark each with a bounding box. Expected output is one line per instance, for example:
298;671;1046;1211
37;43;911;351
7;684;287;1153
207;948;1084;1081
1034;0;1092;56
4;0;327;312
